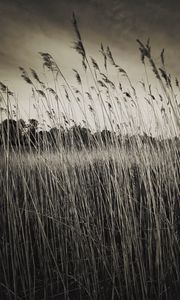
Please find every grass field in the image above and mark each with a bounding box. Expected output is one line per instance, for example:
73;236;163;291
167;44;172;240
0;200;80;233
0;141;179;299
0;16;180;299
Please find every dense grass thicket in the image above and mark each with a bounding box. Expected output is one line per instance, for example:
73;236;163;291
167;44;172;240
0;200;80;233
0;145;179;299
0;15;180;300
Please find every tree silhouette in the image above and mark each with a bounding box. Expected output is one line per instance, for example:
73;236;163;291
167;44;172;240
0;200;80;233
0;119;24;149
0;118;179;152
26;119;39;149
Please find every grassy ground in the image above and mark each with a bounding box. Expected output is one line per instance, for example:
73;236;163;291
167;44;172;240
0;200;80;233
0;142;179;299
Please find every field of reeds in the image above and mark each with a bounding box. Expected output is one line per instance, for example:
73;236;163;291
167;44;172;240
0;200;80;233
0;15;180;300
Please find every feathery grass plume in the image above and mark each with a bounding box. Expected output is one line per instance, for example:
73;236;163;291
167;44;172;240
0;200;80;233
175;78;179;88
101;73;115;89
72;86;81;95
0;82;13;96
159;68;171;87
160;48;165;67
119;83;122;91
63;87;71;102
100;43;107;71
148;84;156;100
46;110;53;120
86;92;93;101
91;57;100;72
123;92;131;98
106;101;112;110
46;87;60;102
144;97;151;105
72;13;87;70
136;38;151;64
106;46;118;68
0;82;8;93
149;93;155;100
88;104;94;112
159;94;163;101
19;67;33;85
139;80;146;91
63;114;69;125
39;52;58;72
46;87;56;96
30;68;45;87
73;69;82;84
98;80;108;89
118;67;127;75
106;46;127;75
36;89;47;98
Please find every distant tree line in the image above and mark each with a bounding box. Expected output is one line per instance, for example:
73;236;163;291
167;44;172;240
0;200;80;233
0;118;179;152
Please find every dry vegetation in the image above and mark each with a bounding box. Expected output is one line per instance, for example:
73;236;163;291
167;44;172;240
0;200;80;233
0;15;180;300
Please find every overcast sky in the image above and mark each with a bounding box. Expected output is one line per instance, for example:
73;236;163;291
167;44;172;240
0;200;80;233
0;0;179;133
1;0;180;76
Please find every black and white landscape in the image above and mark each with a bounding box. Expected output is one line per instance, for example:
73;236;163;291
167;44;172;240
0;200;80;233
0;1;180;299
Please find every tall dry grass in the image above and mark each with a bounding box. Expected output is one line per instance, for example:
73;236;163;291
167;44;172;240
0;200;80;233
0;15;180;300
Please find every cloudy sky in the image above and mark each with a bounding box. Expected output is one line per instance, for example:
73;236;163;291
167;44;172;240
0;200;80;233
1;0;180;78
0;0;179;132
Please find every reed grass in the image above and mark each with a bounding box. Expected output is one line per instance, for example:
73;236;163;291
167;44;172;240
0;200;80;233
0;15;179;300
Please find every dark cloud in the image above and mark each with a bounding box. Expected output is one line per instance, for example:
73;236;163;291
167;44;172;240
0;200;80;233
0;0;180;79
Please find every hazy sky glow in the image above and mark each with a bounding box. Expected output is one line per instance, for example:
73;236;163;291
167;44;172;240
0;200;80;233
0;0;180;135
